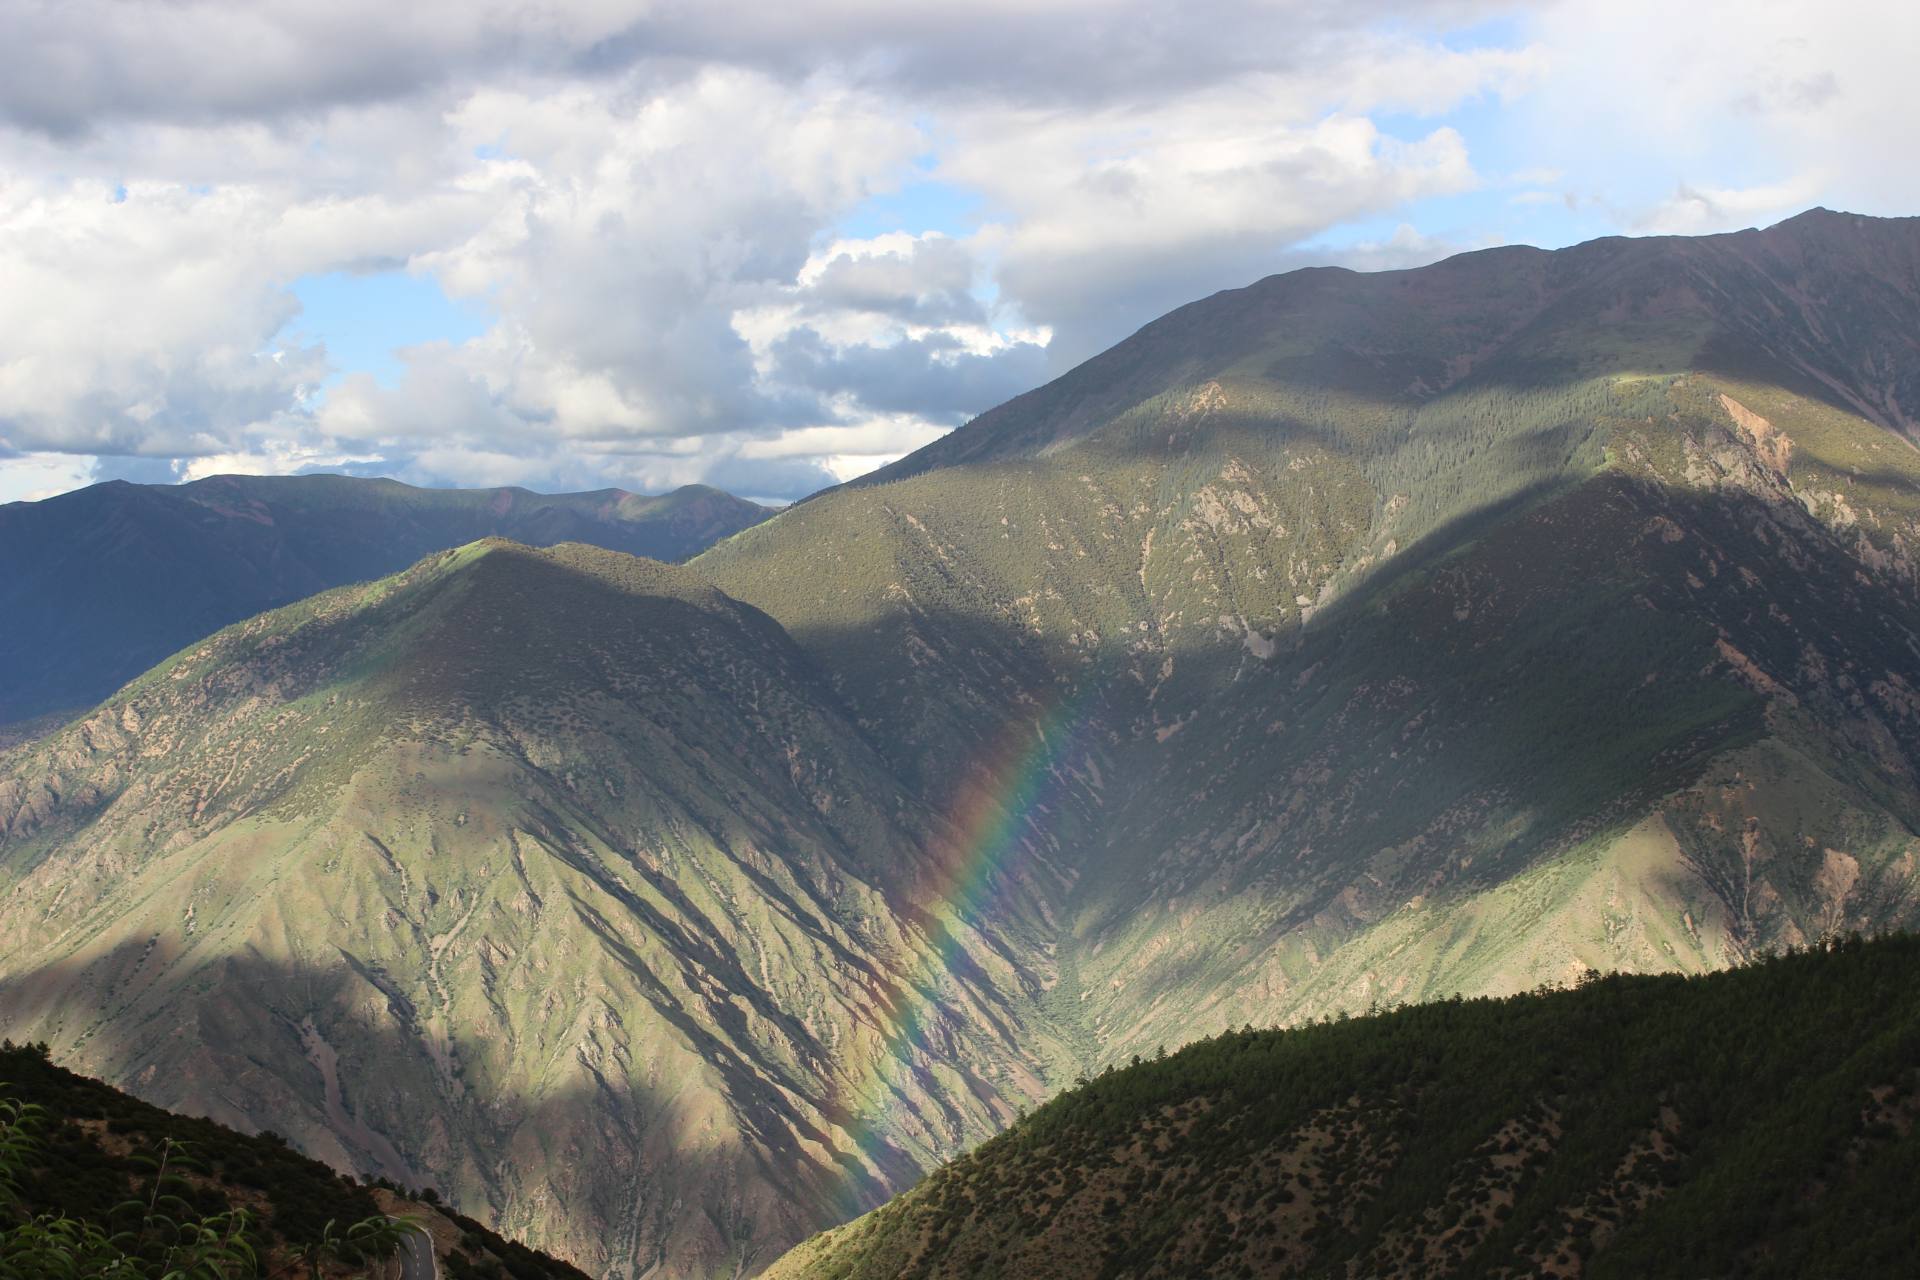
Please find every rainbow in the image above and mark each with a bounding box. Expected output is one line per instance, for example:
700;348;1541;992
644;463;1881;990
830;691;1091;1216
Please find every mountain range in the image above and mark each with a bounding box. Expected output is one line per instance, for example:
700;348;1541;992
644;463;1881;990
0;474;771;728
3;207;1920;1276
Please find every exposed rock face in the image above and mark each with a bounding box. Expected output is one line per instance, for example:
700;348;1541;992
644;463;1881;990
8;211;1920;1276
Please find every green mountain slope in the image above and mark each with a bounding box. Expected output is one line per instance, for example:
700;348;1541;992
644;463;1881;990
0;474;771;726
0;1040;587;1279
700;208;1920;1057
765;934;1920;1280
0;540;1063;1276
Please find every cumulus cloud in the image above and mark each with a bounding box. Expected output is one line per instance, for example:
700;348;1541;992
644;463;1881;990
0;178;319;457
1635;179;1830;237
0;1;638;136
768;330;1050;420
733;231;1052;451
0;60;934;496
951;109;1484;366
788;235;987;330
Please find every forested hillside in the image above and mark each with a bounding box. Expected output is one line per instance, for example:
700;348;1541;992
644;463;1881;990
0;1040;587;1278
769;935;1920;1279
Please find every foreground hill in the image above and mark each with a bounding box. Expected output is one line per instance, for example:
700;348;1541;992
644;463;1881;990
0;474;771;725
0;1039;586;1278
6;211;1920;1275
768;934;1920;1280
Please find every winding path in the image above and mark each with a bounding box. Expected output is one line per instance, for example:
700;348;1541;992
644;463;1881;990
393;1220;437;1280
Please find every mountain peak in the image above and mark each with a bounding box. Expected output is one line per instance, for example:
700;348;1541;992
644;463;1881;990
828;210;1920;492
1777;204;1844;222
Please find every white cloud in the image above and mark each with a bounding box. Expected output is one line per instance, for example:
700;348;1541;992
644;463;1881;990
0;2;1530;135
1635;179;1830;237
0;1;648;136
735;417;947;460
1522;0;1920;232
0;452;95;504
950;106;1484;365
0;178;316;458
42;1;1908;501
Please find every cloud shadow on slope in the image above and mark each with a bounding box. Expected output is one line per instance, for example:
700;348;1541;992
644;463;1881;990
0;940;886;1278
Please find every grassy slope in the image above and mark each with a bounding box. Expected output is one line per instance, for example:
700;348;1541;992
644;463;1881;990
0;1041;588;1279
0;541;1068;1276
704;211;1920;1065
0;474;771;724
767;934;1920;1280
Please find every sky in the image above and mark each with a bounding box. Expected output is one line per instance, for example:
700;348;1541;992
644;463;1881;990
0;0;1913;506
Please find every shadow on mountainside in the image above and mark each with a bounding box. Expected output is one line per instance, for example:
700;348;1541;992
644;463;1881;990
762;465;1920;956
18;453;1920;982
0;942;880;1279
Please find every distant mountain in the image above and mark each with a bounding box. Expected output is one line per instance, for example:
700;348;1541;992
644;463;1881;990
0;1039;587;1279
5;210;1920;1277
766;935;1920;1280
0;474;772;725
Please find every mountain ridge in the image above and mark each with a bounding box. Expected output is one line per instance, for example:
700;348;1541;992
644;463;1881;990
0;537;1067;1276
822;206;1920;498
0;472;773;726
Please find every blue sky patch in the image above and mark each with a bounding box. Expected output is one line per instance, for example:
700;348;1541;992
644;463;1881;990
833;179;987;241
281;271;492;387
